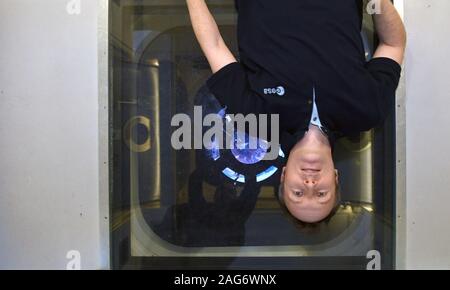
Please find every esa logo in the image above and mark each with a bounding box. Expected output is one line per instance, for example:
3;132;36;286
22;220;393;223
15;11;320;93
264;86;285;96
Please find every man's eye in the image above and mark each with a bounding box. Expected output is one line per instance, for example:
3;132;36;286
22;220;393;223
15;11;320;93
317;192;328;198
294;191;304;197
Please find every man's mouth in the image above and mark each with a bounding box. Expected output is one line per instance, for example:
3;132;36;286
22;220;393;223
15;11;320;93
302;168;321;173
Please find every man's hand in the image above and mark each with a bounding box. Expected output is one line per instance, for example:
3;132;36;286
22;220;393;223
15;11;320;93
372;0;407;65
186;0;237;73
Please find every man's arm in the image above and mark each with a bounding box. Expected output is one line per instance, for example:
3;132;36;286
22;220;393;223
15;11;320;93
372;0;407;65
186;0;237;73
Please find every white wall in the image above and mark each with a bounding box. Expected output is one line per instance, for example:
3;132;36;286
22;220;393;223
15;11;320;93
404;0;450;269
0;0;108;269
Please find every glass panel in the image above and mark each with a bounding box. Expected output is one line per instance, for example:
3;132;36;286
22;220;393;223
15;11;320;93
110;0;396;269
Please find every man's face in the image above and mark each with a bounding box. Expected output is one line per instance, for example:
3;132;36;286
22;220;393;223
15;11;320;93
281;147;338;223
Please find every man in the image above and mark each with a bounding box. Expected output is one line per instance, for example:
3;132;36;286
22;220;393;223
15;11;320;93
186;0;406;223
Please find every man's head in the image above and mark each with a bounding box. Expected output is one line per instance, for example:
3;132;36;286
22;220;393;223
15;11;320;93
279;126;340;224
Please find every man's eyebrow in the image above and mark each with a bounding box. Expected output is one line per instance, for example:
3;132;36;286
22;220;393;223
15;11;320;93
285;185;303;194
317;189;330;193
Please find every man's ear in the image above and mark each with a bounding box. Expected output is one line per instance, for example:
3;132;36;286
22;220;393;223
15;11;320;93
335;169;339;183
280;167;286;182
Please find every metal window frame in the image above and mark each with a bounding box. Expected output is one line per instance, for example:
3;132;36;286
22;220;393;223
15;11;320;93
98;0;111;270
97;0;408;269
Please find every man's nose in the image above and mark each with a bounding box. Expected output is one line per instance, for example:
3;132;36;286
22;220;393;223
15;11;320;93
304;177;318;185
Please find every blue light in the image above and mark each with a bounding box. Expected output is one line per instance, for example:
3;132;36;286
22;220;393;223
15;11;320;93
203;105;285;184
231;132;268;165
205;136;220;161
256;166;279;183
222;167;246;183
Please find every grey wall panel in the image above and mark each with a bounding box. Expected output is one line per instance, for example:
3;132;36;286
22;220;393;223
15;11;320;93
0;0;108;269
404;0;450;269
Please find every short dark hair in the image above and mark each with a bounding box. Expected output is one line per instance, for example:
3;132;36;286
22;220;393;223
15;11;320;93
277;179;341;231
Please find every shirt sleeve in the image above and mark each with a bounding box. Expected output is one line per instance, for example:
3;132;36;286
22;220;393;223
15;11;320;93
206;62;267;116
364;57;402;120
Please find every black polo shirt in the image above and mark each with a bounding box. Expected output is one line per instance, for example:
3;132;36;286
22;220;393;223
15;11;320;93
206;0;402;151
